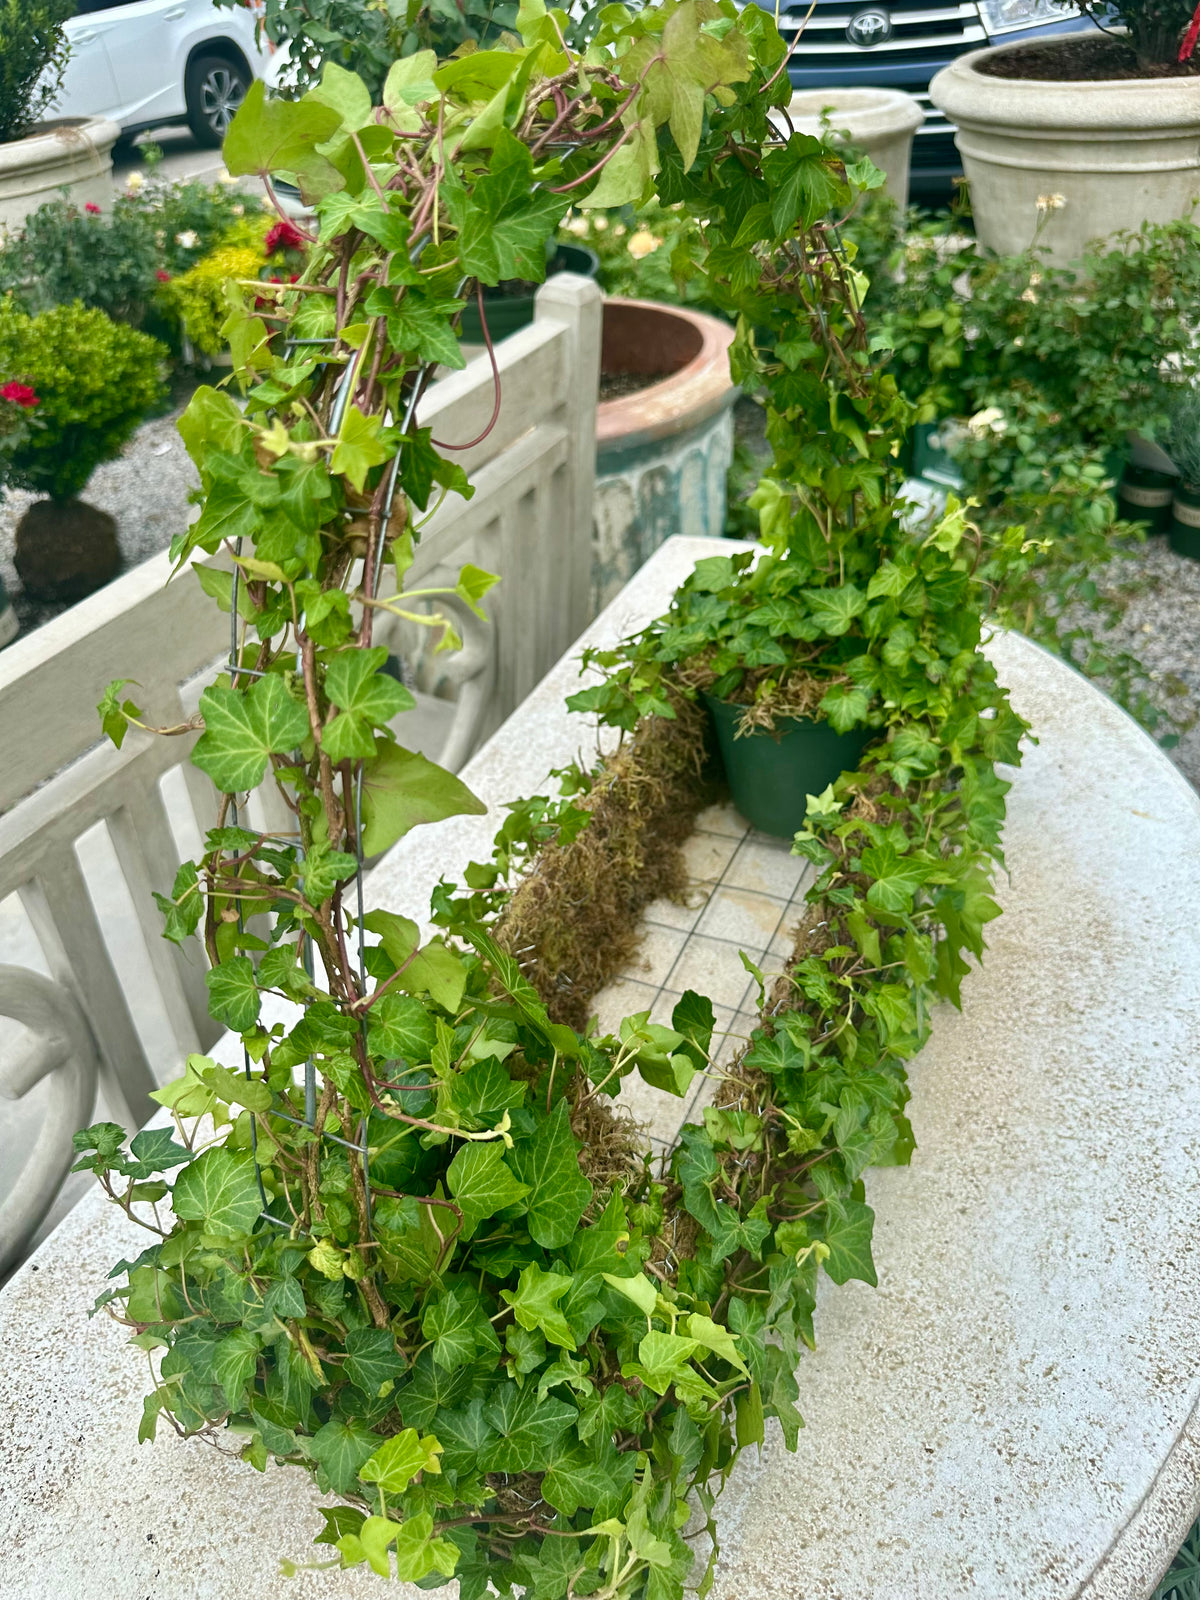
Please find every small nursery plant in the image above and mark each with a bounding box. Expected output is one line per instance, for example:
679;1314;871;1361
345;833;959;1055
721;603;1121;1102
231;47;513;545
77;6;1022;1595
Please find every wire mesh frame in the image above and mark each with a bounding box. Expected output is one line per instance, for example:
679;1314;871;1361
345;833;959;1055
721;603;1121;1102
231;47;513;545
222;351;439;1241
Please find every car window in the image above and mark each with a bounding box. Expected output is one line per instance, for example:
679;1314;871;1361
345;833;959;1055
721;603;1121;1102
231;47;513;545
73;0;143;12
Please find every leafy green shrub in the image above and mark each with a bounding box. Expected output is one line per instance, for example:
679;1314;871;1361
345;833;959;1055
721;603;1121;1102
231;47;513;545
0;199;160;324
155;215;305;356
1165;386;1200;487
0;300;167;501
122;175;265;274
215;0;518;98
0;0;73;144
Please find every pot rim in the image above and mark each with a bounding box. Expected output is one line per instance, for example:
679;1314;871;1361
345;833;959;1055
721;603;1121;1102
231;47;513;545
596;296;738;454
930;42;1200;130
0;115;121;178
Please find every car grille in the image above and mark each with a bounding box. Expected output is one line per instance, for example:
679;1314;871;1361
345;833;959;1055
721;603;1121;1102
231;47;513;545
774;0;986;55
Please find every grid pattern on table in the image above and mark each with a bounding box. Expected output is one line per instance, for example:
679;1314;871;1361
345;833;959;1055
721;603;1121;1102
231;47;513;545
588;802;815;1154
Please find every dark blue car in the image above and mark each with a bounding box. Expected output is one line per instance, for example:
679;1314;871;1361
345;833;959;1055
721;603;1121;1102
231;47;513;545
761;0;1098;202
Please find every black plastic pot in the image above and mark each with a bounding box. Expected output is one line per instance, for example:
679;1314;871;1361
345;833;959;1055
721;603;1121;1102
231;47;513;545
1170;481;1200;560
1118;462;1177;534
459;244;599;344
704;695;871;839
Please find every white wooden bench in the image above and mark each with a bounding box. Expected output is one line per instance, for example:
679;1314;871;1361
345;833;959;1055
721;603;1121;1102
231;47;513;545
0;275;601;1276
1;536;1199;1598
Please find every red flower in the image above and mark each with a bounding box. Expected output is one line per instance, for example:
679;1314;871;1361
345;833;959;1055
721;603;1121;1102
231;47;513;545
0;381;39;409
156;269;171;282
264;219;306;256
1181;0;1200;59
85;202;101;215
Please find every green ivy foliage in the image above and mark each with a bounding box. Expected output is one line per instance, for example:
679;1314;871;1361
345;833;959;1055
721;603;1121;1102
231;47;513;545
0;299;168;502
81;5;1021;1593
0;0;72;145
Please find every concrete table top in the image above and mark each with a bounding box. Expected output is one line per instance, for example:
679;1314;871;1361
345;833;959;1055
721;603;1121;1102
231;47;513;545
3;537;1200;1600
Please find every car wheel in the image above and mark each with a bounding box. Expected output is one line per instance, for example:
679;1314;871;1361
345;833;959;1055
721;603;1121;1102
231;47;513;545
185;53;250;148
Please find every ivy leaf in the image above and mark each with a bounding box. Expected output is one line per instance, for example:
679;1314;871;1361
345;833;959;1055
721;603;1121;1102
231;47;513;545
194;676;309;794
821;1197;877;1287
125;1127;191;1180
358;1427;442;1492
683;1312;748;1375
322;646;415;763
860;843;930;913
819;682;871;734
153;860;203;946
804;584;867;637
222;78;342;190
446;1140;529;1239
97;678;142;749
330;405;393;494
362;909;469;1013
543;1441;636;1520
480;1383;575;1473
763;134;847;232
366;993;437;1063
309;1417;382;1496
344;1327;406;1395
308;61;374;132
212;1327;261;1406
501;1262;576;1349
171;1149;261;1238
394;1513;460;1583
204;955;260;1032
360;741;486;856
422;1288;499;1371
508;1099;593;1249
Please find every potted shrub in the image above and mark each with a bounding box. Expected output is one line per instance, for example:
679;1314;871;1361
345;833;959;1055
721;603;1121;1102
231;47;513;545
1164;386;1200;557
929;0;1200;263
0;300;167;602
0;0;122;235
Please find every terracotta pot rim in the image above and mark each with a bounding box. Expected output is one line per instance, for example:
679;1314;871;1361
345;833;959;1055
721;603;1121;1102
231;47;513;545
596;296;737;453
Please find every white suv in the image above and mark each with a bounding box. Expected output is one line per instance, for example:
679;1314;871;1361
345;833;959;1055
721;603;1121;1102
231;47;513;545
54;0;270;148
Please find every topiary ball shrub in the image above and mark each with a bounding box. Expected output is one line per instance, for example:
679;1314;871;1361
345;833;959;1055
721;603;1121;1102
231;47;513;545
0;0;74;145
0;298;168;604
0;297;168;502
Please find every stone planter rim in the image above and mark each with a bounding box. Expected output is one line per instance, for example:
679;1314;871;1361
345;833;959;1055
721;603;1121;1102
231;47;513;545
783;86;924;140
930;43;1200;133
0;116;122;183
596;296;737;459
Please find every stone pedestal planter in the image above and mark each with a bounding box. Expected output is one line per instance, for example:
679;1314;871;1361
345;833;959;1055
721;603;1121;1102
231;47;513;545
593;298;737;612
775;88;924;206
930;46;1200;264
0;117;121;236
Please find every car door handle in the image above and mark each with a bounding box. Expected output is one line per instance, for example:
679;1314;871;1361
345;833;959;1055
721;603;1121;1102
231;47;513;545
72;27;98;42
162;5;186;14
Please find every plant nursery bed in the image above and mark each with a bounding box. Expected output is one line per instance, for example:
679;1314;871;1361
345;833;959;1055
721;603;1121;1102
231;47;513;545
5;537;1200;1600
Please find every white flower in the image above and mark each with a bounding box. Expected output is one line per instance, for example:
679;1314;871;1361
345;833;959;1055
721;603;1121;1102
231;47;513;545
626;229;661;260
1020;288;1038;303
967;406;1007;438
125;171;145;193
230;203;245;217
175;230;200;249
592;216;608;232
218;169;239;186
1036;192;1067;212
564;215;590;237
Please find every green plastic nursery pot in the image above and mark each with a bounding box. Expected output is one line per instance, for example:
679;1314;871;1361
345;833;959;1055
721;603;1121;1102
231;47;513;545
459;243;599;343
1170;481;1200;560
704;694;871;839
1118;462;1177;534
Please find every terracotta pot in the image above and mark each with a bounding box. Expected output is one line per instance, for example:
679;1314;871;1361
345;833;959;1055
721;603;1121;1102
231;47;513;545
592;298;738;613
929;44;1200;264
14;499;120;603
0;117;121;236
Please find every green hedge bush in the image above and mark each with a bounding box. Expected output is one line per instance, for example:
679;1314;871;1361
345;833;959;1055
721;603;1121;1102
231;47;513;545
0;300;168;501
0;0;73;144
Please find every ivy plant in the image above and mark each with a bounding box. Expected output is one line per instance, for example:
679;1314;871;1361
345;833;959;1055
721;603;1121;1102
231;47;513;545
80;4;1023;1594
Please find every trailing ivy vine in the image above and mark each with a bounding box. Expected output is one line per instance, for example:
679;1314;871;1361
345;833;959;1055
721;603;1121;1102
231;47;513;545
79;5;1024;1594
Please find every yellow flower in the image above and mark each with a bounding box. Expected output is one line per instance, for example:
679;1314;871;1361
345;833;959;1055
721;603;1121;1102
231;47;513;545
125;171;145;194
627;229;661;259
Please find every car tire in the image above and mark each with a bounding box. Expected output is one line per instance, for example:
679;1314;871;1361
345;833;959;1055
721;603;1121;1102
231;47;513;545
185;53;251;148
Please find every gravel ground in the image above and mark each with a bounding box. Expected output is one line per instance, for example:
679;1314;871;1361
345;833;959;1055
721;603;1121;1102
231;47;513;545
1059;537;1200;791
0;402;200;634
